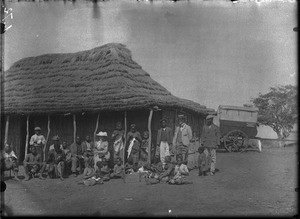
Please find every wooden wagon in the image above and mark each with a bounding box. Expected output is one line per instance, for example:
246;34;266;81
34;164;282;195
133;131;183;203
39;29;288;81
216;105;259;152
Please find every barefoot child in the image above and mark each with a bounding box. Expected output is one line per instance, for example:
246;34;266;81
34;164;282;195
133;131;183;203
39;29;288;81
169;156;192;185
149;156;163;179
198;147;208;176
110;157;125;181
98;158;111;181
79;157;102;186
145;156;174;185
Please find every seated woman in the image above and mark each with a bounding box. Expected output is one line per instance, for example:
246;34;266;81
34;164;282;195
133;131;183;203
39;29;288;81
169;156;192;185
2;143;20;181
94;132;110;169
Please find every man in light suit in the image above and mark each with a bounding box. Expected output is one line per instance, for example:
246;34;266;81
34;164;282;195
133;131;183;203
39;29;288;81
200;114;220;175
173;115;193;163
156;118;173;168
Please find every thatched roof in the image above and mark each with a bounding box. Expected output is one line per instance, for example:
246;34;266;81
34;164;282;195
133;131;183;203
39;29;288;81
2;43;215;115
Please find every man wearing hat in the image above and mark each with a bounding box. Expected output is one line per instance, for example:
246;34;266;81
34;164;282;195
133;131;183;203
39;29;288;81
172;115;193;163
29;127;46;161
200;114;220;175
156;117;173;168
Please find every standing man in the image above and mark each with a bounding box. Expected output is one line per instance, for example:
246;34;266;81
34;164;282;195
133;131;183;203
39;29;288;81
156;118;173;168
173;115;193;163
200;115;220;175
29;127;46;161
70;136;84;176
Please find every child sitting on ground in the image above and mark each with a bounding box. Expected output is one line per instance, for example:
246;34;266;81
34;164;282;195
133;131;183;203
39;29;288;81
99;158;111;181
110;157;125;181
125;159;134;174
169;156;192;185
198;147;208;176
145;156;174;185
148;156;163;179
78;157;103;186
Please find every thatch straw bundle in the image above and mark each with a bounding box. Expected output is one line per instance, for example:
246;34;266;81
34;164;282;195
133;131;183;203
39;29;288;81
3;43;213;115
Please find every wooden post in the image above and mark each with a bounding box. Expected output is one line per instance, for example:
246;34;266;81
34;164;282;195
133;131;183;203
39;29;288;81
24;115;29;157
123;111;127;183
148;109;153;165
4;115;10;145
44;115;51;161
73;114;76;143
94;113;100;144
123;111;127;167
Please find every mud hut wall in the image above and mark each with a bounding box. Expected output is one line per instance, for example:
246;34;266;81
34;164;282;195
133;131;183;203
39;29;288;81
1;115;5;148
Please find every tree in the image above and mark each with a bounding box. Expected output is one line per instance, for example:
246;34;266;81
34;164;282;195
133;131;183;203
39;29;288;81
251;84;297;145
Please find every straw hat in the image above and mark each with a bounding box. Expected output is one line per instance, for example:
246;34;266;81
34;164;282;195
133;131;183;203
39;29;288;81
34;127;41;131
206;115;214;120
96;131;107;137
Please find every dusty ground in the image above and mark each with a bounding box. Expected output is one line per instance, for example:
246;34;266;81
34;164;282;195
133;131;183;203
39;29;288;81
1;145;298;217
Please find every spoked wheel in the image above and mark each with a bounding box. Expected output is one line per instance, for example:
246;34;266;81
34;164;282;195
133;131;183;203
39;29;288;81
224;130;249;152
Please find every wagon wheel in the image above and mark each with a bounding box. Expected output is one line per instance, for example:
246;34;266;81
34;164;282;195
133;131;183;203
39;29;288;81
224;130;249;152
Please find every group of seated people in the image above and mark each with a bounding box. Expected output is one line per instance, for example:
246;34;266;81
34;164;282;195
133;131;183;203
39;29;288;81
1;141;204;186
1;120;214;186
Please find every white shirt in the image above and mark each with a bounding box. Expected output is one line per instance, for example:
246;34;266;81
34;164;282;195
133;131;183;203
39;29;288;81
180;123;186;131
29;134;46;147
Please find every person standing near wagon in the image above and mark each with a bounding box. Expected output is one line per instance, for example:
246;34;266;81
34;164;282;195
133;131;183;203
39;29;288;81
156;118;173;168
29;127;46;161
200;115;220;175
173;115;193;163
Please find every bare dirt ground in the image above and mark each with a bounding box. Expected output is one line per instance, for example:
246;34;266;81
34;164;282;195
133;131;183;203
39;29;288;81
2;145;298;217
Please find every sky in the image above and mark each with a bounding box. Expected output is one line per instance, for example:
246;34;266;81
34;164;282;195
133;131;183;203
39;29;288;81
3;0;297;138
